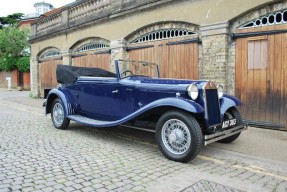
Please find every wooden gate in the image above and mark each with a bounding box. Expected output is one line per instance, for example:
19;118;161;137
39;58;62;97
127;35;199;79
72;52;110;70
235;25;287;130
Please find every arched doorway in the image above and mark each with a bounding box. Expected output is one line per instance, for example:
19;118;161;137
71;37;111;70
126;22;199;79
38;48;62;97
233;9;287;130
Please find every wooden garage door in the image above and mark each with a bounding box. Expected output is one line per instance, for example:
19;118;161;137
72;52;110;71
39;58;62;97
127;35;199;79
235;25;287;130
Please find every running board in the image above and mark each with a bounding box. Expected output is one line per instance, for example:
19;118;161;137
204;124;248;145
68;115;157;131
121;125;156;133
68;115;119;127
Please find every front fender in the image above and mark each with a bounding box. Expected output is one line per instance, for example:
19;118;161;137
140;97;204;114
220;94;241;115
105;97;204;127
45;88;70;116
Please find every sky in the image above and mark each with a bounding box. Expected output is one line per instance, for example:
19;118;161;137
0;0;76;17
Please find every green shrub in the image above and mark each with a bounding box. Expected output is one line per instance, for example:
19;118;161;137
0;56;17;71
16;56;30;72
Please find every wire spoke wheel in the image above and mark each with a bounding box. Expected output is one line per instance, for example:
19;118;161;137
162;119;191;155
52;103;64;126
156;111;202;162
51;98;70;129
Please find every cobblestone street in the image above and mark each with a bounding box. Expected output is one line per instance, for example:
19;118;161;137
0;90;287;192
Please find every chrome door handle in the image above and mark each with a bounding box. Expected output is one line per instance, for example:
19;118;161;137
112;90;119;94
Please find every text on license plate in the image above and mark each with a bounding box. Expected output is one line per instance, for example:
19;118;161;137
222;119;236;129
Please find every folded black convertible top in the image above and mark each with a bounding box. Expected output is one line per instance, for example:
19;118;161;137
56;64;117;84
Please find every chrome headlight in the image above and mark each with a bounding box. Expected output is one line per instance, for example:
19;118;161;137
217;84;224;99
187;83;198;100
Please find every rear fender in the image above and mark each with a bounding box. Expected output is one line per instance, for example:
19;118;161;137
45;89;70;116
220;94;241;115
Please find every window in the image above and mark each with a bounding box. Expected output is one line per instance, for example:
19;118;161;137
76;43;109;52
131;29;196;44
241;10;287;29
41;50;61;58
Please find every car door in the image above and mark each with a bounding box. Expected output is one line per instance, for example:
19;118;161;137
76;77;122;121
119;82;136;117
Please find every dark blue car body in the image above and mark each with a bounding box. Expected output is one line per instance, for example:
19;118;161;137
45;60;246;162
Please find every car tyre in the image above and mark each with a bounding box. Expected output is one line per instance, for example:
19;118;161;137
218;107;242;143
156;110;202;162
51;98;70;129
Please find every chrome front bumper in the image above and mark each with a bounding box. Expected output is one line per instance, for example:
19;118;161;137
204;124;248;145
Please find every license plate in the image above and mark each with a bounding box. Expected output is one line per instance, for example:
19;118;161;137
222;119;236;129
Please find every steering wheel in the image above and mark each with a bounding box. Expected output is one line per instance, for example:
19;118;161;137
121;70;133;78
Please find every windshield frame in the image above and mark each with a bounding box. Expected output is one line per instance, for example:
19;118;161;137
116;60;160;79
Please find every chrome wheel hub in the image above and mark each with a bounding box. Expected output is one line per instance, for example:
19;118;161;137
162;119;191;155
53;103;64;126
169;133;177;143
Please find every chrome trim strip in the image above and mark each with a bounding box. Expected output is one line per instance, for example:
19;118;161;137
68;103;71;115
204;124;247;145
205;124;246;139
67;103;74;115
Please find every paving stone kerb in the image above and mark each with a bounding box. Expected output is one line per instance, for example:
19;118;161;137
0;90;287;192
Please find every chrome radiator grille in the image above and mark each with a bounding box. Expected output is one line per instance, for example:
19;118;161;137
203;82;221;127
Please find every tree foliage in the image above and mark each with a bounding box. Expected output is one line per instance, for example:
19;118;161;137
0;26;29;57
16;56;30;72
0;13;24;26
0;26;29;71
0;56;17;71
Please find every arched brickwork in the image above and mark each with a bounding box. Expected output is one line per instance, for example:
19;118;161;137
70;37;110;53
125;21;199;43
37;47;61;59
229;0;287;33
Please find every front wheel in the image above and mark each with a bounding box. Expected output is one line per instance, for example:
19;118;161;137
51;98;70;129
218;107;242;143
156;110;202;162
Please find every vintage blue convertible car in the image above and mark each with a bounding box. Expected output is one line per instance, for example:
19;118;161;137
45;60;247;162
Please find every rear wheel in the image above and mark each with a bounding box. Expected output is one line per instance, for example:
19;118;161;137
156;110;202;162
218;108;242;143
51;98;70;129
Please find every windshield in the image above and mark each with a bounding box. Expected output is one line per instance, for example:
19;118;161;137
118;60;159;79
